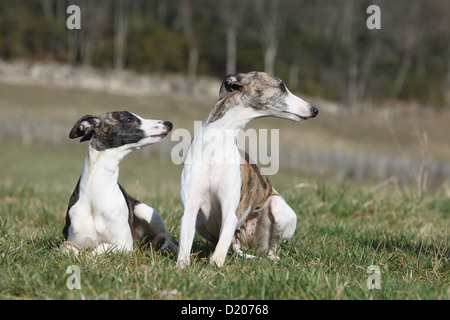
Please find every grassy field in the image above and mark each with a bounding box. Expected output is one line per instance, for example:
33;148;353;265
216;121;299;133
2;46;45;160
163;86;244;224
0;143;448;300
0;82;449;300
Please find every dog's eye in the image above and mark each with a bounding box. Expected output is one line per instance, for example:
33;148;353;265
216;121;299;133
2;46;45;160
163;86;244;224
125;117;134;123
279;82;287;92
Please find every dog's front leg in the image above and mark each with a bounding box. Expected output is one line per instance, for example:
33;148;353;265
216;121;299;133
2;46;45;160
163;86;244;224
210;198;240;267
92;241;132;254
177;161;207;268
60;241;80;255
177;202;201;268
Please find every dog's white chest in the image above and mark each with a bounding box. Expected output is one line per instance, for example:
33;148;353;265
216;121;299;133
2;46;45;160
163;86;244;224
67;169;132;248
181;125;246;236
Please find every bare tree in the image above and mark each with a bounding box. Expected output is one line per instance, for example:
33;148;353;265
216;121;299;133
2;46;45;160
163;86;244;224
68;0;109;67
219;0;247;75
284;0;319;89
446;43;450;105
40;0;52;18
254;0;287;75
342;0;358;107
179;0;199;90
114;0;129;71
388;1;424;99
341;0;384;107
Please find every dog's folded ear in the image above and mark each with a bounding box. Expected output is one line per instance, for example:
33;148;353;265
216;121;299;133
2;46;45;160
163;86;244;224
219;74;244;99
69;115;102;142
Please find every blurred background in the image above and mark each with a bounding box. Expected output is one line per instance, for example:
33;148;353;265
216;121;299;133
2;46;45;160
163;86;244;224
0;0;449;192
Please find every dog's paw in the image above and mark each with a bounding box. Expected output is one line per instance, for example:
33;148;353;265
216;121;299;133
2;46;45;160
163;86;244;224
267;250;280;262
60;241;80;255
210;254;227;268
176;258;190;269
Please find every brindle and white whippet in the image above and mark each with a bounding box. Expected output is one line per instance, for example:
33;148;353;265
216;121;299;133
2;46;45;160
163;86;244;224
62;111;177;254
177;71;318;268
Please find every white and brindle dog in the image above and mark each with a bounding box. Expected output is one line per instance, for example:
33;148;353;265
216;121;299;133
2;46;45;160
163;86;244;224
177;71;318;268
62;111;177;254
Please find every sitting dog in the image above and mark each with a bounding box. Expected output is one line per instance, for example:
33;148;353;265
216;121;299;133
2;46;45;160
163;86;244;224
177;72;318;267
62;111;177;254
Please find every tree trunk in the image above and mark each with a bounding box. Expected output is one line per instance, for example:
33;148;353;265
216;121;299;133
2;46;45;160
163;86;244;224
347;58;358;107
226;27;237;75
114;0;129;71
357;42;381;101
445;43;450;105
391;52;412;99
40;0;52;18
81;40;93;66
187;46;199;88
220;0;246;75
255;0;282;75
264;43;277;76
343;0;357;107
56;0;66;25
288;61;299;90
180;0;198;91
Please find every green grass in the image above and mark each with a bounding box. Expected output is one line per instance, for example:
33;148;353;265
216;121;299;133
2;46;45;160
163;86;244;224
0;143;448;300
0;82;449;300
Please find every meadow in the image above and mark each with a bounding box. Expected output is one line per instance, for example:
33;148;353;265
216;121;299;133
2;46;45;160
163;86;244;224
0;82;448;300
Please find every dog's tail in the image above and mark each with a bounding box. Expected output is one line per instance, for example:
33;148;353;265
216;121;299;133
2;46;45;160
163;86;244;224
152;233;177;253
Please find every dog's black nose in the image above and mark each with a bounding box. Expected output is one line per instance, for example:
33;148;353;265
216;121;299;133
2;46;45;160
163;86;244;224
163;121;173;130
310;106;319;117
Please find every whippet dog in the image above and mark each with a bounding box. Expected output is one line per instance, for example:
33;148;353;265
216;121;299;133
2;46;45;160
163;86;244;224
62;111;177;254
177;72;318;268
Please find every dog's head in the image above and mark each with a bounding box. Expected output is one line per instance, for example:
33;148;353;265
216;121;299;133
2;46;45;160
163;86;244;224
218;71;318;121
69;111;173;151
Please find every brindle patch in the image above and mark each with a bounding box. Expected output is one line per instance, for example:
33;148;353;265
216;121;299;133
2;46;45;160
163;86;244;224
233;212;259;247
205;72;288;125
206;98;231;124
235;152;274;220
243;72;287;111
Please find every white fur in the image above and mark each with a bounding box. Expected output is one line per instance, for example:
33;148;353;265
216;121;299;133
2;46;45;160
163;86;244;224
177;88;313;268
62;113;175;254
65;146;134;253
284;88;315;121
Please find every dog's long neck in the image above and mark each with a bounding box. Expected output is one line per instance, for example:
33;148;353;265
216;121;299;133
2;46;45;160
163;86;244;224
185;97;263;166
203;96;261;136
79;144;128;197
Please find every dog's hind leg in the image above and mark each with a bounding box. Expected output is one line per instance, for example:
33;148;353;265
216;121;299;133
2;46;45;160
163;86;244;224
231;242;257;259
133;203;177;253
210;200;240;267
264;194;297;261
